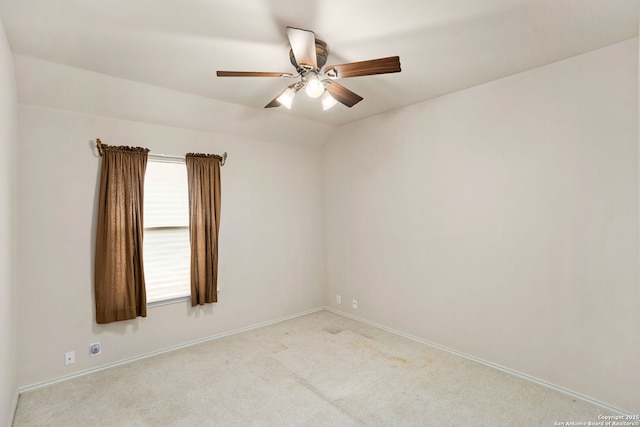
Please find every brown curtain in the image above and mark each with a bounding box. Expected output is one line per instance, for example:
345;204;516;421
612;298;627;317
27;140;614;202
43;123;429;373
185;153;222;306
94;144;149;324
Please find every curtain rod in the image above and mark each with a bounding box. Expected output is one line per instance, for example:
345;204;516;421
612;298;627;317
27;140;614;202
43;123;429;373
95;138;227;166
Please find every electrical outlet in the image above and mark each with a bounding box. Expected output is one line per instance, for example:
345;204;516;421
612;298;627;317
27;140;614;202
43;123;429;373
336;294;341;304
90;342;101;357
64;351;75;366
352;299;358;309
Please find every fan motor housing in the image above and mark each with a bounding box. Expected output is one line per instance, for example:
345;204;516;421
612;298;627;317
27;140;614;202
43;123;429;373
289;39;328;72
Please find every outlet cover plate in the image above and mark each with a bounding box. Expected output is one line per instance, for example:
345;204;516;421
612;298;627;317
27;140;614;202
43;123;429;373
64;351;75;366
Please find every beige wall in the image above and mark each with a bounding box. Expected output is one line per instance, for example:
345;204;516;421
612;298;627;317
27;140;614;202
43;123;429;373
15;99;326;386
0;18;18;427
324;38;640;413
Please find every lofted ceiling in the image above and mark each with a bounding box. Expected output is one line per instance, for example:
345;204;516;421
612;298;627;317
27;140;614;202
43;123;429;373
0;0;638;127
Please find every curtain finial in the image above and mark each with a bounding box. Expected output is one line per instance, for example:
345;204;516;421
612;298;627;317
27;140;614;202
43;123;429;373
96;138;104;156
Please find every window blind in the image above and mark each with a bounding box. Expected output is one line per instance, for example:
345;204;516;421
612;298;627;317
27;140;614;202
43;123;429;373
143;160;191;303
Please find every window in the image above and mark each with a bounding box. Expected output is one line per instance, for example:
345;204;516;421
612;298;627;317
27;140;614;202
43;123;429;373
143;159;191;303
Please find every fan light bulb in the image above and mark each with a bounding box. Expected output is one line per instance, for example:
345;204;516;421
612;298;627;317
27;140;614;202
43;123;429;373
305;76;325;98
276;87;296;109
321;91;338;110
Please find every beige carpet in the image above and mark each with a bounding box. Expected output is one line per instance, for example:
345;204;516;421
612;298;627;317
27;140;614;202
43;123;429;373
13;310;612;426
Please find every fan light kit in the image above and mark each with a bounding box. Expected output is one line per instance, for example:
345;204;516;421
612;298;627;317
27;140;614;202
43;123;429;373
305;75;324;98
217;26;401;110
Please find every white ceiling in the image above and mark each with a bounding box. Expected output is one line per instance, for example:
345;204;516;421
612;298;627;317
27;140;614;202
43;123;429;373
0;0;638;126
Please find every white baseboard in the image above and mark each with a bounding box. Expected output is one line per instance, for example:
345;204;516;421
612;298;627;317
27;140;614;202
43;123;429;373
324;306;633;416
8;389;19;426
19;307;324;394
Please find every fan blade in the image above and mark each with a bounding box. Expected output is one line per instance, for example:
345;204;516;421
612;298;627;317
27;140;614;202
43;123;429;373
217;71;293;78
324;56;401;78
324;81;363;108
286;26;317;70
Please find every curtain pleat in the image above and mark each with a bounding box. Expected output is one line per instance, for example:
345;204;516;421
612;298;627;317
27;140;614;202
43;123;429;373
94;145;149;324
185;153;222;306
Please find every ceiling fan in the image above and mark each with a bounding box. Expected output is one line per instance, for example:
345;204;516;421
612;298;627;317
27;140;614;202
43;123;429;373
216;26;401;110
